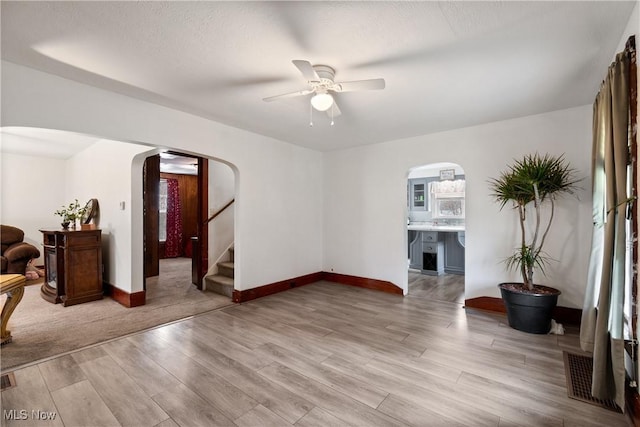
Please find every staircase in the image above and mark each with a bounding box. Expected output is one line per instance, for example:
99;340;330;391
204;246;234;298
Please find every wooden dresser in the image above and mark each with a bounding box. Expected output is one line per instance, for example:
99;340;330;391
40;228;103;306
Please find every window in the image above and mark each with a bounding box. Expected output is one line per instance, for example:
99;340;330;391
159;179;167;242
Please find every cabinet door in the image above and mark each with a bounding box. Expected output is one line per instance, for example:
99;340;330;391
444;232;465;274
409;232;422;269
61;231;103;307
66;244;101;301
410;179;427;211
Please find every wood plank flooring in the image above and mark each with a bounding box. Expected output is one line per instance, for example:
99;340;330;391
408;270;465;303
0;257;232;372
0;279;630;426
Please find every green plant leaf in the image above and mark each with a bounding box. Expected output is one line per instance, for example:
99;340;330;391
489;153;580;285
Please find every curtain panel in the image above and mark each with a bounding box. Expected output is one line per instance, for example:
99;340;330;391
580;48;631;411
165;178;184;258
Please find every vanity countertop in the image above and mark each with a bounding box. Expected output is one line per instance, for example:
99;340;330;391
407;223;465;232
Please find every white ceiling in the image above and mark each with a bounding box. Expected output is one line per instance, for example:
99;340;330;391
0;1;635;152
0;127;197;176
0;127;101;159
160;152;199;176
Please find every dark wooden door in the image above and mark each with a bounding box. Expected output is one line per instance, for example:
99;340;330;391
143;154;160;280
194;157;208;289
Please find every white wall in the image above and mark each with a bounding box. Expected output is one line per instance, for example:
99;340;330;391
0;54;618;309
208;160;236;270
64;139;154;288
0;152;66;262
1;61;324;294
615;2;638;54
324;105;592;308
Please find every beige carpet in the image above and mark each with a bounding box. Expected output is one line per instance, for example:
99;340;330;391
1;258;232;371
24;276;44;287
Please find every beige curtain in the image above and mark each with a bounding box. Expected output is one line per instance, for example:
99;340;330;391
580;51;630;410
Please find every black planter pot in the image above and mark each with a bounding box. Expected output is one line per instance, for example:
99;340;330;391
498;283;561;334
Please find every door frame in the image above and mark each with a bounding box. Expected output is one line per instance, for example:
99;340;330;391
143;154;160;282
194;157;208;289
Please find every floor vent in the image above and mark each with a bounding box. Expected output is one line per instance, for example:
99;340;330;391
1;372;16;391
563;351;621;412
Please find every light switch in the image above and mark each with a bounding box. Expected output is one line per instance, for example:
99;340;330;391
119;201;125;210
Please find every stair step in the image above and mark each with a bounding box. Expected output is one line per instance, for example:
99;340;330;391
204;274;234;298
217;261;234;278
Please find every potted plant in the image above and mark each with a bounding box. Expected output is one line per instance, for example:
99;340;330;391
55;199;87;229
489;153;579;334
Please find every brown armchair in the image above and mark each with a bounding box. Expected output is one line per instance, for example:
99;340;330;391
1;225;40;274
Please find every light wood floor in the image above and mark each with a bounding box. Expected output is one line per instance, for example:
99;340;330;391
0;258;231;371
1;280;629;426
408;270;465;303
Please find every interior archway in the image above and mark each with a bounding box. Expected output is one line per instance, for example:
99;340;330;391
406;162;466;302
131;148;239;301
0;126;240;301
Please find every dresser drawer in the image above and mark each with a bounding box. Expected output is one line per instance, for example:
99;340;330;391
421;231;438;242
423;243;439;253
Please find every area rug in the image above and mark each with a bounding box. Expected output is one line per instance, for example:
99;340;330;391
0;260;233;372
24;276;44;287
563;351;621;412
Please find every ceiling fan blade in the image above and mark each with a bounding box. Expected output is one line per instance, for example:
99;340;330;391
263;89;313;102
336;78;385;92
292;60;320;82
327;100;342;118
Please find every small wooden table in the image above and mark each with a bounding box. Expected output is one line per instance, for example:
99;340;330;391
1;274;26;345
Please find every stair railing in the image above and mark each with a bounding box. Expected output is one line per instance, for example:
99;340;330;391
193;199;234;288
205;199;234;224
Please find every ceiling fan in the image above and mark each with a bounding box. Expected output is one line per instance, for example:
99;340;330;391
263;60;385;121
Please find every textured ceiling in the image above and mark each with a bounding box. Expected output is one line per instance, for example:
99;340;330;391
0;1;635;152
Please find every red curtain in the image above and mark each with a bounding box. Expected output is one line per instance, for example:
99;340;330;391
165;178;183;258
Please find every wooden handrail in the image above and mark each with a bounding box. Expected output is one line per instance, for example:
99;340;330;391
205;199;234;224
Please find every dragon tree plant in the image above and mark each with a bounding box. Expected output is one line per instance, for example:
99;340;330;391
489;153;579;291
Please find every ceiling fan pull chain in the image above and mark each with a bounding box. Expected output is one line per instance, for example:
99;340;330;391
309;100;314;127
330;103;335;126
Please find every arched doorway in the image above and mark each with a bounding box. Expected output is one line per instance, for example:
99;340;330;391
140;150;238;304
406;162;465;302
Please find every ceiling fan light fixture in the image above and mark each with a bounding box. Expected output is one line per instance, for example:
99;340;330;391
310;92;334;111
